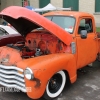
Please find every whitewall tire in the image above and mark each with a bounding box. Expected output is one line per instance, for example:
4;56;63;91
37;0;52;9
43;70;66;99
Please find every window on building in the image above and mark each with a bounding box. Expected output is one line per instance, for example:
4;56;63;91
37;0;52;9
95;0;100;12
78;18;93;34
63;0;79;11
39;0;50;8
22;0;30;7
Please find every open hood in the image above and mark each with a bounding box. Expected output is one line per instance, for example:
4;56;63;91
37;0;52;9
0;6;72;45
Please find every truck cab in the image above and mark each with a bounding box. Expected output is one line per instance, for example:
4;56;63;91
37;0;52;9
43;11;98;69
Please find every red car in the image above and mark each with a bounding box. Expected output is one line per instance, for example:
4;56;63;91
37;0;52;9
0;25;24;46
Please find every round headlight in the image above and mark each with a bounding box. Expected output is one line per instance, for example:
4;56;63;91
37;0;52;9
24;68;34;80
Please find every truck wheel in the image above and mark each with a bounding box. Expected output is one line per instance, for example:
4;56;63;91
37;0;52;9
43;70;66;100
97;54;100;62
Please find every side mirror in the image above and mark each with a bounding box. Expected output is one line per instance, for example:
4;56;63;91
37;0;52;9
80;30;87;39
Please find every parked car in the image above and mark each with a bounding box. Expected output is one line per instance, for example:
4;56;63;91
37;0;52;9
0;25;24;46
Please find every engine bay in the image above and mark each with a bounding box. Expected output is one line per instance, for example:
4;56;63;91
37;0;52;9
7;31;71;59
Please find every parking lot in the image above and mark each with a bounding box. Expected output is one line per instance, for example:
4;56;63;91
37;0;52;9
0;61;100;100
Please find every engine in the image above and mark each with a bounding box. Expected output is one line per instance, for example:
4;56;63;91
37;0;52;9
6;31;71;59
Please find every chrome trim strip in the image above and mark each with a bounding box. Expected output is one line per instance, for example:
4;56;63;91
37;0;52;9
0;73;24;82
0;65;23;72
0;76;25;87
0;69;24;77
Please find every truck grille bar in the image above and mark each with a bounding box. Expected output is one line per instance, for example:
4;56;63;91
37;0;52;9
0;65;26;92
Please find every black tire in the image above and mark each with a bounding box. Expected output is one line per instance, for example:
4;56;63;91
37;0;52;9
43;71;66;100
96;54;100;62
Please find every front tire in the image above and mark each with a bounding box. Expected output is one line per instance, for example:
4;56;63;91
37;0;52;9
43;70;66;100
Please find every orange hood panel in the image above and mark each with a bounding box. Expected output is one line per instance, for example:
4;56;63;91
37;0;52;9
0;6;72;45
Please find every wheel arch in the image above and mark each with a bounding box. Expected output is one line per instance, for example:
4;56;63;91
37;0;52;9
63;70;71;86
24;53;77;99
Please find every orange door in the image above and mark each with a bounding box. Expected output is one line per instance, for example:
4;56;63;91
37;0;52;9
76;18;98;69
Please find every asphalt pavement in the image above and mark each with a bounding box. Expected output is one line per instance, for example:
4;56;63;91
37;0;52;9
0;61;100;100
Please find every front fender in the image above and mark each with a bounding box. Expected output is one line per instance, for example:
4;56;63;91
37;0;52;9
23;53;77;99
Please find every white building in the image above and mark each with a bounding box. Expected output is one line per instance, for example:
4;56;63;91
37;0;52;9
0;0;100;26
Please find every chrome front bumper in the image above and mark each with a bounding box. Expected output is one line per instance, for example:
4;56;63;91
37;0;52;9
0;65;26;92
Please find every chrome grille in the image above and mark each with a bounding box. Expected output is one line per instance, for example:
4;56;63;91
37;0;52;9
0;65;26;92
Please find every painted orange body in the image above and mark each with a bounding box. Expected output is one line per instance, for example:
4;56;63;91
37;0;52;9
0;6;99;99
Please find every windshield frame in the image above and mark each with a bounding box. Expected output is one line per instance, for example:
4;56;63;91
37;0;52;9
45;15;76;34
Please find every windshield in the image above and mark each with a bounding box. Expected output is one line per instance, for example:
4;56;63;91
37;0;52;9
45;16;75;33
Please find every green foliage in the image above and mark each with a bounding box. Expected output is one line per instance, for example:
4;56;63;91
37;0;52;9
96;27;100;32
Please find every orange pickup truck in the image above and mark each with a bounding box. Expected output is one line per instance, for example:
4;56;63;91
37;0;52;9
0;6;100;100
